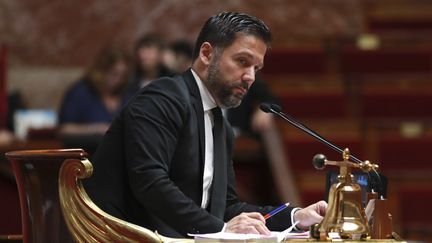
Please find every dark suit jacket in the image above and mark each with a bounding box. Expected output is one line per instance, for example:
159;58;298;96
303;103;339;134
84;69;295;237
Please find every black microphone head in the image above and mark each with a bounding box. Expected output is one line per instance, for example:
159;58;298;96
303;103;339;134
260;103;273;113
312;154;326;170
270;104;282;112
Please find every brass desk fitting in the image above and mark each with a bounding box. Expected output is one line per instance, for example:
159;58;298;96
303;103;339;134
311;148;378;241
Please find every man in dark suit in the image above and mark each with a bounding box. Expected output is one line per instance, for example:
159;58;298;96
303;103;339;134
85;11;326;237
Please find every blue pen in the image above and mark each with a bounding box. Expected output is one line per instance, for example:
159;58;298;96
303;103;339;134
264;203;290;220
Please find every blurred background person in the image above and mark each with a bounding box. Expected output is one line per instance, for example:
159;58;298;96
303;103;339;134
127;33;173;96
0;92;25;146
58;43;131;154
163;39;194;74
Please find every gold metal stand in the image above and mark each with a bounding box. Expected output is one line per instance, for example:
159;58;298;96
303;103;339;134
311;148;383;241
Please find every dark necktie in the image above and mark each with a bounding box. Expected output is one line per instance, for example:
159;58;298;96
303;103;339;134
209;107;227;219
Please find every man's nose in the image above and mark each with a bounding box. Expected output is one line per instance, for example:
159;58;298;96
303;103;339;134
242;67;255;86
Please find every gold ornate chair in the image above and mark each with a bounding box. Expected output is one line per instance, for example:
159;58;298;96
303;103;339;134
7;149;190;243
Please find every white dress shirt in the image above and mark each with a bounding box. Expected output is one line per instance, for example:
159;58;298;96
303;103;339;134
191;69;217;209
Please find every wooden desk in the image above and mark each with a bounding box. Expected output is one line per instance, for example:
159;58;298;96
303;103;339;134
0;138;62;236
0;139;62;179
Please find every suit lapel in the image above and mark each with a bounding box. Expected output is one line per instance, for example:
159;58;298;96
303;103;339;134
182;70;206;184
182;69;228;219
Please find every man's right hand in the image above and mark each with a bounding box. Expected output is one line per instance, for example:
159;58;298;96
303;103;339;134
225;212;271;235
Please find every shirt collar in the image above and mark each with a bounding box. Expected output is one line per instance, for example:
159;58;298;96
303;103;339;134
191;69;217;112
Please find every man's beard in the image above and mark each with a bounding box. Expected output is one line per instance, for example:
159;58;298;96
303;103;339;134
207;58;249;109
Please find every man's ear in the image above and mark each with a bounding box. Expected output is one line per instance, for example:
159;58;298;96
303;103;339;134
199;42;214;65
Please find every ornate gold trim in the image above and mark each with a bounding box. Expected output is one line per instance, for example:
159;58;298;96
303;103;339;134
58;158;191;243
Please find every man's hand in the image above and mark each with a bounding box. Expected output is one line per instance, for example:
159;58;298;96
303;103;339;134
225;212;271;235
294;200;327;230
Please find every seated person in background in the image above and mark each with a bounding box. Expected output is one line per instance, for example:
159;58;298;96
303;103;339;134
163;39;194;74
58;44;130;152
126;33;173;95
0;91;25;145
85;11;326;238
6;91;25;133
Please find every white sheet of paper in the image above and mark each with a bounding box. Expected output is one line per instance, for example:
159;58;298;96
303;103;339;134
188;221;309;242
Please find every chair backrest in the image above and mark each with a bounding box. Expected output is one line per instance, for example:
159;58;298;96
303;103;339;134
6;149;86;243
58;155;164;242
7;149;188;243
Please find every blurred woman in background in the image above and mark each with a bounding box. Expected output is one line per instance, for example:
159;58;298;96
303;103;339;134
58;43;131;136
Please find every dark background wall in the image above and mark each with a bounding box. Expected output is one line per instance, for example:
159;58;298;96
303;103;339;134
0;0;363;66
0;0;370;109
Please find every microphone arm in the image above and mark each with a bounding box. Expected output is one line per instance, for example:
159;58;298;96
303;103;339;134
260;103;384;197
260;103;363;164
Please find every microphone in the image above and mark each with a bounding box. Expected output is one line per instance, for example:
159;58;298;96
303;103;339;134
260;103;383;196
259;103;274;113
260;103;363;163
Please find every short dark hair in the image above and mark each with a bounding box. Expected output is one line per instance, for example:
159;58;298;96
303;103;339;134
170;40;194;59
192;12;271;60
134;33;165;52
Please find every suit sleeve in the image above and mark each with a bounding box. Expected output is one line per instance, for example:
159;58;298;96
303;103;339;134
123;80;224;235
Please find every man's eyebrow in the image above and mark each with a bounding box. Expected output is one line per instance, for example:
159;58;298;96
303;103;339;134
233;51;254;58
234;51;264;64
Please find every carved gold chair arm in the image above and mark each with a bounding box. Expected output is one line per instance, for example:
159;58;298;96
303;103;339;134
58;158;191;243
